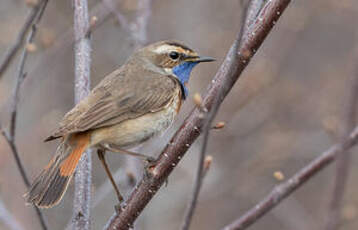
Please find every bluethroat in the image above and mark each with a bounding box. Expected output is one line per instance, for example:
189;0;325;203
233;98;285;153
25;40;215;208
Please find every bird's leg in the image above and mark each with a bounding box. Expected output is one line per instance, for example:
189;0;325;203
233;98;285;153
97;149;123;213
104;144;156;164
104;144;157;180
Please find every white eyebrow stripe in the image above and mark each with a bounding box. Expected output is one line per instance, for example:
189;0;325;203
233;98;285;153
153;44;176;53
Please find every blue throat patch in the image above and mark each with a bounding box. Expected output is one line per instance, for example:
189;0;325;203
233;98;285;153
172;61;199;99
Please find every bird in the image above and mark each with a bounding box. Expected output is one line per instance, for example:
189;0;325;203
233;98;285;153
24;40;215;208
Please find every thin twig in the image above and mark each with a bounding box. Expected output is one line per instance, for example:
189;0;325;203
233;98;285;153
9;0;49;140
26;0;114;85
102;0;131;32
180;1;259;228
221;126;358;230
0;131;48;230
0;1;49;229
72;0;92;229
0;130;29;187
0;198;25;230
0;0;47;79
324;42;358;230
104;0;291;229
130;0;152;47
103;0;152;48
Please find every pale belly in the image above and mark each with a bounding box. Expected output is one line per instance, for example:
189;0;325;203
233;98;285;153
89;94;181;149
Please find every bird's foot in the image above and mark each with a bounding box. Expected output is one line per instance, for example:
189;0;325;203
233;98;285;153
143;156;157;180
142;156;169;186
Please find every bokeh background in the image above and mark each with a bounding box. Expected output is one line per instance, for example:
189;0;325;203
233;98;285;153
1;0;358;229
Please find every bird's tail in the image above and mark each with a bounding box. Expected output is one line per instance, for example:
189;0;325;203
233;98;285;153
24;133;90;208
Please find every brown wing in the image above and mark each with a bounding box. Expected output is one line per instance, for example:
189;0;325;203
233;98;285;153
47;63;179;140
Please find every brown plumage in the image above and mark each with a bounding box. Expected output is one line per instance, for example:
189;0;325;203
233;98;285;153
25;40;214;208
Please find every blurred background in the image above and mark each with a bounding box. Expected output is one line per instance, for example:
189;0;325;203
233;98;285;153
1;0;358;229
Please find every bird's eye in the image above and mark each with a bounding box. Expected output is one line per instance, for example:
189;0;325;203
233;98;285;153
169;51;179;60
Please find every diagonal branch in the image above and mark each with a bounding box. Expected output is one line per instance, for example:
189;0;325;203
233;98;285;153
9;0;49;140
0;1;49;229
324;38;358;230
0;130;48;230
180;0;265;228
221;125;358;230
72;0;92;229
243;0;265;36
104;0;291;229
0;0;47;80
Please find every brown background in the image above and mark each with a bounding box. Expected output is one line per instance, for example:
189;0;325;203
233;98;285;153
0;0;358;229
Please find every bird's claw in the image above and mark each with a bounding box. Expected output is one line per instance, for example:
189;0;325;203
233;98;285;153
143;156;157;180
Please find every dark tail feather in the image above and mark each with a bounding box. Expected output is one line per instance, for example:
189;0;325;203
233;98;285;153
24;134;89;208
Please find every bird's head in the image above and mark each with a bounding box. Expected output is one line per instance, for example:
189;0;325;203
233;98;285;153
137;40;215;98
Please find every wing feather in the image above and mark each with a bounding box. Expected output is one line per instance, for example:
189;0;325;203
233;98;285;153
48;63;179;139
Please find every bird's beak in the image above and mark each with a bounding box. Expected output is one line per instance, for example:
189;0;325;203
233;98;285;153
196;56;216;63
185;55;216;63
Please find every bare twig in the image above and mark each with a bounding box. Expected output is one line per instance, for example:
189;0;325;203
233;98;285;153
130;0;152;47
0;0;47;79
0;130;28;186
104;0;291;229
180;1;260;228
181;0;267;228
0;1;49;229
26;0;114;85
324;43;358;230
0;131;48;230
9;0;48;140
67;1;151;228
71;0;92;229
0;198;25;230
102;0;131;32
221;126;358;230
103;0;152;48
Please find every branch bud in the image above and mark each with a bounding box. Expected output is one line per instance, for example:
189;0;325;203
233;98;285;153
90;16;98;28
203;155;213;172
26;43;37;52
213;121;225;129
193;93;202;107
273;171;285;181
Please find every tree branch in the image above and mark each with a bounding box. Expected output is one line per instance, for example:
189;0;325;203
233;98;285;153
324;38;358;230
221;125;358;230
180;0;265;228
0;198;25;230
26;0;115;85
72;0;92;229
0;0;47;79
130;0;152;47
0;1;49;229
243;0;265;36
104;0;291;229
